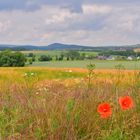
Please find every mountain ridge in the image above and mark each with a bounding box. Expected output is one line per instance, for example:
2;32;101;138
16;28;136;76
0;43;140;51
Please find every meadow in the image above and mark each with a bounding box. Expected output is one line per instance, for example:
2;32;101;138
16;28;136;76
22;50;98;57
31;60;140;70
0;67;140;139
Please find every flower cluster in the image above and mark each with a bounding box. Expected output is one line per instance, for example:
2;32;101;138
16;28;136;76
24;72;35;77
97;96;134;119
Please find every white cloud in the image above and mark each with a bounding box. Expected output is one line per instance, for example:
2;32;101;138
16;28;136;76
45;9;73;25
0;20;11;32
82;4;112;15
0;4;140;46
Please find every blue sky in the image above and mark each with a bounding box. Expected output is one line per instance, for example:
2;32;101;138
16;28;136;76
0;0;140;46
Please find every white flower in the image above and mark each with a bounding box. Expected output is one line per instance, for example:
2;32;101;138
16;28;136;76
36;92;39;95
69;70;72;73
24;73;27;76
31;73;34;76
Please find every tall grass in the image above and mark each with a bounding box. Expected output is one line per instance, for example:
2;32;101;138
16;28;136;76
0;68;139;139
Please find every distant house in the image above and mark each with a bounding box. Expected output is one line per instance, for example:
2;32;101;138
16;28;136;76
127;56;134;60
119;48;127;51
107;56;115;60
137;57;140;60
97;56;107;60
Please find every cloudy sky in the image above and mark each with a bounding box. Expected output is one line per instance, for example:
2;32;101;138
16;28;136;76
0;0;140;46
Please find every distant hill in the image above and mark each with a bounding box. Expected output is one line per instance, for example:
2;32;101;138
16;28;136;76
0;43;140;51
44;43;94;50
0;43;93;51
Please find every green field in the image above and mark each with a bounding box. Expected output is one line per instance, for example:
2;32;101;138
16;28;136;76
30;60;140;70
23;50;98;58
21;50;140;70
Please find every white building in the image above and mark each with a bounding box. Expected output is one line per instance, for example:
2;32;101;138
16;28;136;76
107;56;115;60
127;56;133;60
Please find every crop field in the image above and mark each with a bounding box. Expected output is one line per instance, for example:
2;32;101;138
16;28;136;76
22;50;64;57
31;60;140;70
22;50;98;58
0;67;140;139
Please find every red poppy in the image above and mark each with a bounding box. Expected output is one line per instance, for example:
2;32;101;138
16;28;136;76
119;96;134;110
97;103;112;119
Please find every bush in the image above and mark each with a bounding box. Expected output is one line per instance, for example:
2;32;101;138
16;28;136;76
65;50;80;60
29;59;33;65
0;50;26;67
38;55;52;61
32;56;36;62
28;53;34;57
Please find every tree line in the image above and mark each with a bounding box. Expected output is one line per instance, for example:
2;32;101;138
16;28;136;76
0;50;91;66
1;49;139;67
99;50;140;57
31;50;96;62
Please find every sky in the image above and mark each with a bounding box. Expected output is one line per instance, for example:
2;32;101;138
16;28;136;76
0;0;140;46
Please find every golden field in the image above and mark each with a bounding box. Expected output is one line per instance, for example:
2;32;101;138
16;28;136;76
0;67;140;140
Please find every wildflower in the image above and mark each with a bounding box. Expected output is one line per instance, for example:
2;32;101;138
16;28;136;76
24;73;27;76
69;70;72;73
36;92;39;95
31;73;34;76
97;103;112;119
119;96;134;110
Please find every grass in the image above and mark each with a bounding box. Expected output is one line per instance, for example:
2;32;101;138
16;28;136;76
24;50;98;63
0;67;140;139
23;50;98;58
23;50;140;70
30;60;140;70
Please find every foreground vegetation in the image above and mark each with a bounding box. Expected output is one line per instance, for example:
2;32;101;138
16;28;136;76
0;67;140;139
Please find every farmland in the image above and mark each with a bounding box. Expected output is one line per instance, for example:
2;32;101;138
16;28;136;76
0;67;140;139
22;50;140;70
31;60;140;70
22;50;98;58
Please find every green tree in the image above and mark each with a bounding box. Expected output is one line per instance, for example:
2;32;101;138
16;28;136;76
29;59;33;65
38;55;52;61
28;53;34;57
32;55;36;62
66;50;80;60
80;53;86;60
58;53;64;61
0;50;26;67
